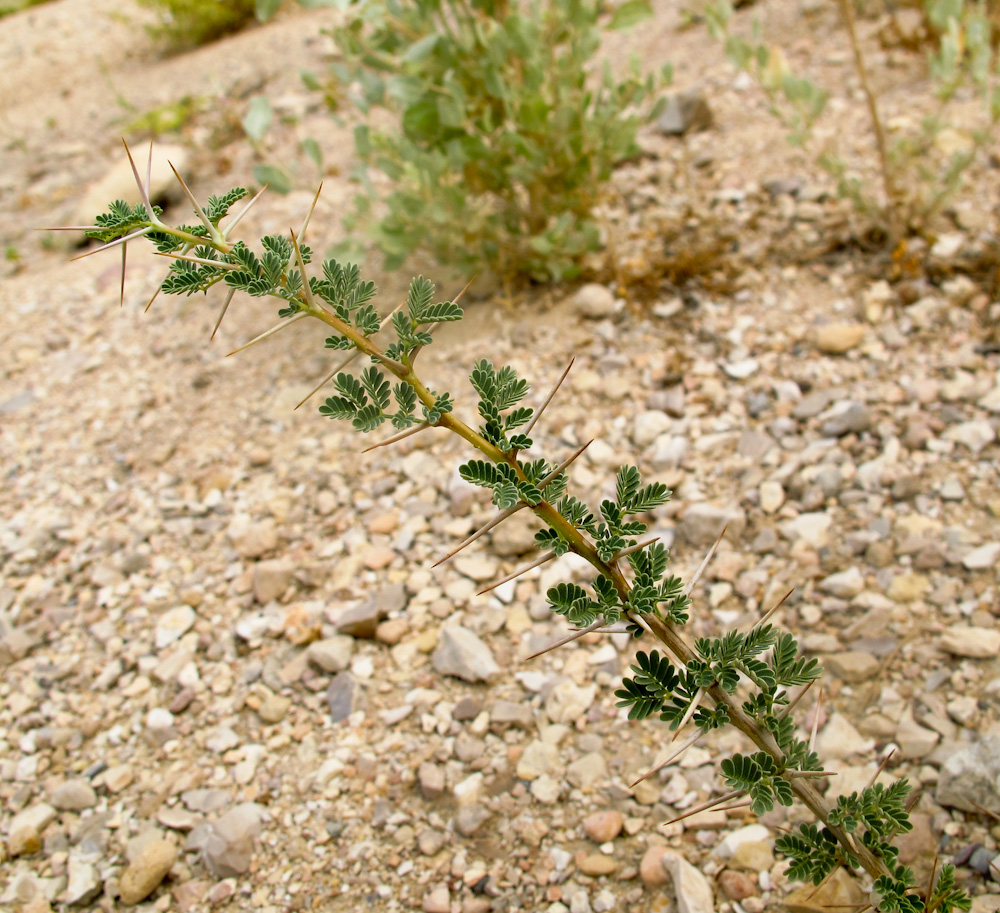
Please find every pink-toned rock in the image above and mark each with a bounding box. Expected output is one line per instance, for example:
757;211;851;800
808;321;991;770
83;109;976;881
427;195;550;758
641;845;671;886
719;869;757;901
583;810;624;843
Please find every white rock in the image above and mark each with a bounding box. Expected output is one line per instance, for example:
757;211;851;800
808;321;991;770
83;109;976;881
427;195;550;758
632;410;673;447
723;358;759;380
961;543;1000;571
573;284;617;319
155;605;196;649
713;823;771;859
940;626;1000;659
944;420;996;454
815;712;874;760
819;567;865;599
660;849;716;913
759;481;785;514
544;680;596;724
782;512;833;548
432;626;500;682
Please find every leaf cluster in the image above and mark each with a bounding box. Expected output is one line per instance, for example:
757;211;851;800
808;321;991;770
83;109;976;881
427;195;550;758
325;0;670;281
470;359;532;452
319;367;420;432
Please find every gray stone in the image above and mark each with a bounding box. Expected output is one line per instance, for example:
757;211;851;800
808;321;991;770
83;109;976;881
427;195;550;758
821;402;871;437
50;779;98;811
418;762;446;800
566;752;606;789
326;672;362;722
228;518;278;559
453;804;491;837
793;389;836;420
819;567;865;599
307;636;355;673
490;700;534;730
654;88;713;136
936;737;1000;814
737;429;775;460
649;434;689;469
330;598;386;639
202;803;267;877
678;503;746;546
432;626;500;682
490;512;541;557
252;559;294;604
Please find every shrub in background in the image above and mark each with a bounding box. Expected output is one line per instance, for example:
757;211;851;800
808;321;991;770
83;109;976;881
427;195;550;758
325;0;672;282
707;0;1000;244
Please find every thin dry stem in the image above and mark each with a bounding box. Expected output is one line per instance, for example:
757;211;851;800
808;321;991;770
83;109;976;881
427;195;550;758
808;686;824;754
524;357;575;436
477;550;555;595
777;678;816;720
864;747;895;791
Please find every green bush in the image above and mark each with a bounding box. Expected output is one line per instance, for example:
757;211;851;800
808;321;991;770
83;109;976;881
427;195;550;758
137;0;259;49
326;0;671;282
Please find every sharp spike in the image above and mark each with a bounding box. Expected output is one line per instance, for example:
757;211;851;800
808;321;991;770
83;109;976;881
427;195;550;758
168;160;215;236
630;730;702;788
683;524;727;598
298;183;323;241
289;229;320;312
777;678;815;720
804;867;838;903
432;504;526;567
783;770;837;779
924;853;940;907
120;242;127;307
751;587;795;632
145;139;154;202
477;551;555;596
210;287;237;339
152;251;238;270
539;439;593;487
70;226;152;260
361;421;430;454
222;183;268;236
611;536;659;562
524;357;575;436
661;788;743;829
227;312;308;357
671;687;706;742
808;686;824;754
144;285;161;314
122;138;155;219
523;618;605;662
37;225;105;231
864;748;895;791
294;349;365;411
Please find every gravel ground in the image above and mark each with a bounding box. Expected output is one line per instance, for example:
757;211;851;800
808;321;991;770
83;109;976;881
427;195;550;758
2;1;1000;912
